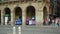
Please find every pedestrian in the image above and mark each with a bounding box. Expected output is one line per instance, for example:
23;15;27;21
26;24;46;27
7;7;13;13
45;18;48;25
57;18;60;27
26;17;29;25
15;18;22;25
52;19;54;24
48;18;50;25
55;17;59;27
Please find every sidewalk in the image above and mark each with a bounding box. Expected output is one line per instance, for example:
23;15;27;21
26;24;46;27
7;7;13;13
21;24;60;28
0;22;60;28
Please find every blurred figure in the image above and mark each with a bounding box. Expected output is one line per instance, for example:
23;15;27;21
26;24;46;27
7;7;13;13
52;19;55;24
26;17;29;25
15;18;22;25
55;17;59;27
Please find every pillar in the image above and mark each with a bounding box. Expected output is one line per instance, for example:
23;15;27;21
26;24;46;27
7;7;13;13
22;8;26;26
47;6;49;17
1;9;4;25
11;9;15;26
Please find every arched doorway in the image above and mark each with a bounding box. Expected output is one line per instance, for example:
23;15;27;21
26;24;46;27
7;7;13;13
43;7;47;20
56;6;60;17
26;6;36;25
43;7;48;25
15;7;22;25
0;10;1;25
4;7;11;25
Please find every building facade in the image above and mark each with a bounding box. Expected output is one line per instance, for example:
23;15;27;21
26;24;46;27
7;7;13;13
0;0;50;26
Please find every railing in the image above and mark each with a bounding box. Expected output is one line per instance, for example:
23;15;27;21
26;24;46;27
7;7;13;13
0;0;20;2
1;0;19;1
0;0;42;3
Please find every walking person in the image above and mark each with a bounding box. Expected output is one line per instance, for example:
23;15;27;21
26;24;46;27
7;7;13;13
57;17;60;27
55;17;59;27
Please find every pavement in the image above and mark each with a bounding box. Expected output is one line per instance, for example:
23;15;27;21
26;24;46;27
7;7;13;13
21;25;60;34
0;24;60;34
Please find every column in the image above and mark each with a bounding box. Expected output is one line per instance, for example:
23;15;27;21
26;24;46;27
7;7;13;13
47;6;49;17
11;9;15;26
1;9;4;25
22;9;26;26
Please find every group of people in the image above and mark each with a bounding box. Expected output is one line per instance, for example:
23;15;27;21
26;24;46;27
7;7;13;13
15;16;22;25
52;17;60;27
43;17;60;27
26;16;36;25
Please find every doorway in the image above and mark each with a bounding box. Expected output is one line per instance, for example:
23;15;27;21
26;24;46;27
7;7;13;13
43;7;48;25
4;7;11;25
26;6;36;25
15;7;22;25
0;10;1;25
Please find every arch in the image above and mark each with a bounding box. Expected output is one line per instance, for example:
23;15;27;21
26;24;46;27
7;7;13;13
43;7;47;19
0;10;1;25
56;6;60;17
43;6;48;25
26;6;36;25
14;7;22;25
4;7;11;25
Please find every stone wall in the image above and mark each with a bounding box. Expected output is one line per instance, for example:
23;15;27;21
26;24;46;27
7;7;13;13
0;1;44;25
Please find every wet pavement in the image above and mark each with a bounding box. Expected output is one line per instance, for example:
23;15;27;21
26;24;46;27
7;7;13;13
0;25;60;34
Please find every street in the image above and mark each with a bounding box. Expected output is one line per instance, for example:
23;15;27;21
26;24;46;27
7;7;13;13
0;25;60;34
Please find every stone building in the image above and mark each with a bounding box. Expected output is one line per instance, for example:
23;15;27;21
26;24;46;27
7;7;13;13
0;0;50;26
